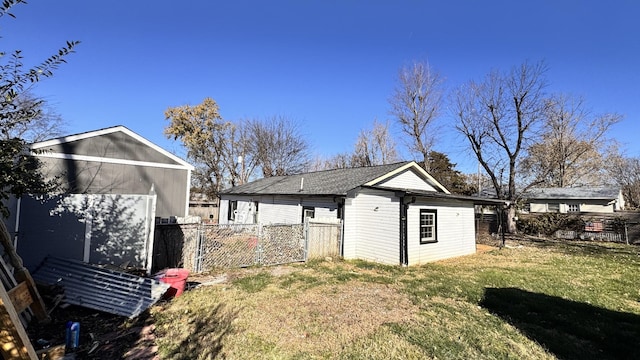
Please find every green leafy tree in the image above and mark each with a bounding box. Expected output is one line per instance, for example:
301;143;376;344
0;0;79;217
427;151;475;195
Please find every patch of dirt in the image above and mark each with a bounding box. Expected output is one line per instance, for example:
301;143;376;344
476;244;498;253
236;281;420;354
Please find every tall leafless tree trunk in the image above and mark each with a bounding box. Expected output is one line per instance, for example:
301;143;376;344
454;61;548;233
389;61;443;171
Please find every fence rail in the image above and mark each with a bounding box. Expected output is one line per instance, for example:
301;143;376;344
156;221;342;273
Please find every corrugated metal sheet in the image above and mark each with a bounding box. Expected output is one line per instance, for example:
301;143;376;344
32;257;170;318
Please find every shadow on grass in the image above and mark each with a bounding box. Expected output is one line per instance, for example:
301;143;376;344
162;303;237;360
480;287;640;360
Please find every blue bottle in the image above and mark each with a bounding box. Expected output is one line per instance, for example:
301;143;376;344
65;321;80;349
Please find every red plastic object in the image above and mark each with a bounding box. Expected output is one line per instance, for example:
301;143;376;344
157;268;190;298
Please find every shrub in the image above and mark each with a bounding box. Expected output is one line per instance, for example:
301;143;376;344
517;213;584;236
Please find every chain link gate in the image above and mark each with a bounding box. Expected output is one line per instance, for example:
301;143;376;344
175;221;342;273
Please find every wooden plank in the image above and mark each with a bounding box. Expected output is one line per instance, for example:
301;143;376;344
0;280;38;360
0;221;49;322
8;282;33;314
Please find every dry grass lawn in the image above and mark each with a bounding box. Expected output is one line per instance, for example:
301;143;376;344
152;239;640;359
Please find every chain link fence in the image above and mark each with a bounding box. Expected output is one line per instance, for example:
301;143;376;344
156;221;341;273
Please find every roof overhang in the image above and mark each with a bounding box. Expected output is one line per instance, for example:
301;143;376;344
366;186;508;206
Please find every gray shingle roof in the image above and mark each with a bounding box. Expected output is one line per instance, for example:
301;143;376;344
523;187;621;200
221;162;413;196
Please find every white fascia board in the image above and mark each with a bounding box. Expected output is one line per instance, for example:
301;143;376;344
35;152;192;171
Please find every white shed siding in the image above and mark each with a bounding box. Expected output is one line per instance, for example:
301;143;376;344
259;196;301;224
343;188;399;265
301;197;339;221
578;203;614;213
376;169;437;192
407;199;475;265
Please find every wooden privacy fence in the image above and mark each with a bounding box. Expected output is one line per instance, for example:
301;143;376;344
159;220;342;273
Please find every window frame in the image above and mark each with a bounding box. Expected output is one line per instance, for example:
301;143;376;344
228;200;238;221
419;209;438;244
547;203;560;213
302;206;315;223
568;203;580;213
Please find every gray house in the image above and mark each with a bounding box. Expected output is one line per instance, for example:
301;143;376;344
219;161;502;266
522;187;625;214
6;126;194;271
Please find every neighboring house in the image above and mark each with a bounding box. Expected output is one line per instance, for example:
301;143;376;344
219;161;502;266
522;187;625;214
4;125;194;272
188;192;219;223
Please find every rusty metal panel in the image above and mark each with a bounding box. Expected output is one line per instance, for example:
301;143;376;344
32;257;169;318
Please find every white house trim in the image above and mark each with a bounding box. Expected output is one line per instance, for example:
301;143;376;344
34;152;192;171
30;125;194;170
364;162;450;194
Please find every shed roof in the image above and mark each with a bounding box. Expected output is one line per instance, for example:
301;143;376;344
221;161;449;196
523;187;621;200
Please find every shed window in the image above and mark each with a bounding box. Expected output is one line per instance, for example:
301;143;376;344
547;203;560;213
568;204;580;212
228;200;238;221
419;209;437;244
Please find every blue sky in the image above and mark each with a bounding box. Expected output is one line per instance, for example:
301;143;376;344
3;1;639;173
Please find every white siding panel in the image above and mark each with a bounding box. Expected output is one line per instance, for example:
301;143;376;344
219;199;230;224
260;196;301;224
377;169;437;192
344;188;399;265
580;203;614;213
301;197;339;221
407;199;475;265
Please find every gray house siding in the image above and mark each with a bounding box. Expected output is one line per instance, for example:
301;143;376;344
40;131;183;166
32;126;193;218
38;157;189;218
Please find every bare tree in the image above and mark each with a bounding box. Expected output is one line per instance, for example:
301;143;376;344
454;61;548;232
521;94;621;187
389;61;443;171
222;120;258;187
352;119;398;167
249;116;310;177
606;150;640;209
1;92;67;142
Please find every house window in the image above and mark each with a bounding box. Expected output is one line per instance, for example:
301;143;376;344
547;203;560;213
568;204;580;212
419;209;437;244
302;206;315;223
228;200;238;221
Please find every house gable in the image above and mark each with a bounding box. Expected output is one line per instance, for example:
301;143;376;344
31;126;193;170
365;162;449;194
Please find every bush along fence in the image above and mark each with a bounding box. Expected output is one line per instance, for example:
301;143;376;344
155;220;342;273
516;212;640;245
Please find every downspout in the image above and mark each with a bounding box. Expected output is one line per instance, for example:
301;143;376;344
399;193;409;266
